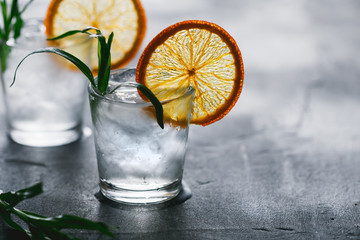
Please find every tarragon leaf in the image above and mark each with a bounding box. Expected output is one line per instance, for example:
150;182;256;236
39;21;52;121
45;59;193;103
96;31;111;94
19;0;33;15
46;29;92;41
0;183;115;239
137;84;164;129
0;202;26;233
9;0;21;39
0;182;42;207
11;47;95;88
1;0;33;72
1;1;8;36
110;82;164;129
0;43;11;71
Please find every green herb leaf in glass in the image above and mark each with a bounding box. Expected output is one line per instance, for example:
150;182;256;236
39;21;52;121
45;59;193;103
0;0;33;72
11;27;164;129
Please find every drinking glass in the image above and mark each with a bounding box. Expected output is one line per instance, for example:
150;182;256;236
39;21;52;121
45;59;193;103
88;68;194;204
1;19;91;147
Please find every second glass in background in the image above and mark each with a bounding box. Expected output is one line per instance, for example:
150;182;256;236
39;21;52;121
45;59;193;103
1;19;92;147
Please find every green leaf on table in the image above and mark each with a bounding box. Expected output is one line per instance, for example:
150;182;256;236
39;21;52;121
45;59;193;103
0;183;115;239
0;204;26;233
0;182;42;207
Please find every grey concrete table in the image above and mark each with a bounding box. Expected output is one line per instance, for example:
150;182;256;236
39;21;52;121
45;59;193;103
1;0;360;239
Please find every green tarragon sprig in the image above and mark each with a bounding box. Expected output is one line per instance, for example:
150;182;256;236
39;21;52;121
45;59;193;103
11;27;164;129
0;182;115;239
0;0;33;72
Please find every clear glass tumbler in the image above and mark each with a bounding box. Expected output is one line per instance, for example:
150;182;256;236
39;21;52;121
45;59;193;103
88;68;194;204
1;19;91;147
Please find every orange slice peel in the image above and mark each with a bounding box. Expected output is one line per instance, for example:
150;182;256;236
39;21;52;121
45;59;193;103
136;20;244;126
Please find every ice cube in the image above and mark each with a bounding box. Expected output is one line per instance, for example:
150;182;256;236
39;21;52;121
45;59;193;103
104;69;146;103
109;68;136;84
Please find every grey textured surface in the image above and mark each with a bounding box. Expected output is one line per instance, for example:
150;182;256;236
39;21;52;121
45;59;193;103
1;0;360;239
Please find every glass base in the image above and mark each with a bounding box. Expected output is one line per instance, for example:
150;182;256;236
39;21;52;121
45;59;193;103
8;125;83;147
99;179;182;205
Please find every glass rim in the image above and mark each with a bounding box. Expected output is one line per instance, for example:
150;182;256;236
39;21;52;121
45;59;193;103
88;68;195;106
5;18;92;49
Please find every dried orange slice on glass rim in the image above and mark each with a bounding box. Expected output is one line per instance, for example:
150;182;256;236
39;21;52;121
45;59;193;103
136;20;244;126
44;0;146;70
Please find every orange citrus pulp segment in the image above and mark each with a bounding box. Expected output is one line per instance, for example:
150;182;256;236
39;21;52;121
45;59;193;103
44;0;146;71
136;20;244;126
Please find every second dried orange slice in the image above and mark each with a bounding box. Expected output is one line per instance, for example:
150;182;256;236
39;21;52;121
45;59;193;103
45;0;146;70
136;20;244;126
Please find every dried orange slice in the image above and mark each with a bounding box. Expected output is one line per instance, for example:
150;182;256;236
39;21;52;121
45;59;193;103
44;0;146;70
136;20;244;126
